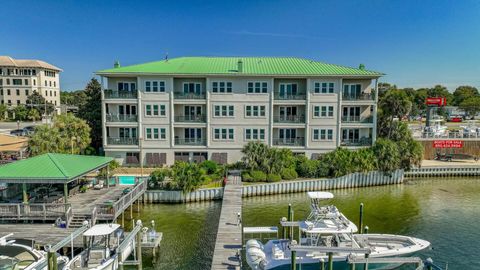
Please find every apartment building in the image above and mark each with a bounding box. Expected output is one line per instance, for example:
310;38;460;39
0;56;61;112
97;57;383;166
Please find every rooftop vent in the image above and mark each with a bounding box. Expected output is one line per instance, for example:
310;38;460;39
237;59;243;73
114;60;121;68
358;64;365;70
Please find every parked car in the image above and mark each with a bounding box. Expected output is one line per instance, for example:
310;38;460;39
10;129;26;136
23;126;36;135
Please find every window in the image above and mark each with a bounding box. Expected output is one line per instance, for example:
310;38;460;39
12;79;22;85
245;128;265;140
0;90;2;95
6;79;10;85
146;128;166;140
53;81;56;87
24;79;28;85
145;80;166;92
145;104;166;116
213;128;234;140
313;106;334;117
245;105;266;117
54;91;56;97
25;90;29;96
7;89;11;95
118;82;136;91
343;84;362;96
313;129;334;141
279;83;298;97
213;105;234;117
16;100;20;105
44;70;55;77
212;81;233;93
247;82;268;93
50;91;52;96
16;89;20;96
45;91;48;96
183;82;202;94
45;80;47;87
314;82;335;93
0;79;2;85
33;79;36;86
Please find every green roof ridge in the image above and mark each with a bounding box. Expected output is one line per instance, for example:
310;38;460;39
47;153;69;179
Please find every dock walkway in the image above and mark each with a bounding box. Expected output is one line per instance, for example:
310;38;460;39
211;176;242;270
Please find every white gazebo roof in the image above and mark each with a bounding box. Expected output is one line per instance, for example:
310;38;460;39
307;191;334;200
84;224;121;237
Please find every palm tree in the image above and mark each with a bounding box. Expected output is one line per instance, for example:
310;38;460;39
0;104;7;120
27;108;40;122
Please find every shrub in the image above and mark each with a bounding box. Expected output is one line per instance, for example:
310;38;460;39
295;155;320;178
281;168;298;180
250;170;267;182
200;160;219;175
171;161;206;193
266;173;281;182
242;172;253;182
149;168;171;189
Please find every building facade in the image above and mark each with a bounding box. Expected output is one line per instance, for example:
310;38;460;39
0;56;61;113
97;57;383;166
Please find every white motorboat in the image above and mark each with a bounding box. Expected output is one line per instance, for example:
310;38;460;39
425;118;447;137
0;234;69;270
461;120;479;138
247;234;430;270
246;192;431;270
63;224;131;270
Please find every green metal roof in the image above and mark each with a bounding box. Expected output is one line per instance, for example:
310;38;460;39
97;57;383;76
0;153;113;184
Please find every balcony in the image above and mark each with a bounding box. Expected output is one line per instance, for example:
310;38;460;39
341;116;374;123
273;137;305;146
174;115;207;123
104;90;137;99
342;93;374;101
106;114;138;122
273;115;305;123
107;137;139;145
274;93;306;100
174;138;206;146
174;92;206;99
341;138;372;146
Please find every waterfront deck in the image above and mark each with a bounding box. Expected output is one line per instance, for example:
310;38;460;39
211;176;242;270
0;224;83;248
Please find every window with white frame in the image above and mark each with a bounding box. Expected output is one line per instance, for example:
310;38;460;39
247;82;268;93
145;128;166;140
314;82;335;93
145;81;166;92
118;82;136;91
245;128;265;140
145;104;166;116
313;106;334;117
214;105;234;117
245;105;266;117
213;128;234;140
212;81;233;93
313;129;333;141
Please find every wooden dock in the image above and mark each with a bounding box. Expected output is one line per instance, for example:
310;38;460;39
211;176;242;270
0;224;83;248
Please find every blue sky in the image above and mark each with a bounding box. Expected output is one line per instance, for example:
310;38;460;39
1;0;480;91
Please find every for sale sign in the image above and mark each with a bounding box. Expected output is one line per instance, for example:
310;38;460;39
433;140;463;148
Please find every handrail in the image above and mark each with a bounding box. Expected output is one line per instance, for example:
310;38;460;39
65;206;73;228
0;203;71;219
49;224;90;252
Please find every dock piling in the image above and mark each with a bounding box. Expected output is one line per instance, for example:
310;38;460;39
319;258;325;270
364;226;369;234
328;252;333;270
291;250;296;270
359;203;364;234
287;204;292;240
136;220;143;270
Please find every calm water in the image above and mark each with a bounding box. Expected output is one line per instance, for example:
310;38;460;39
134;178;480;269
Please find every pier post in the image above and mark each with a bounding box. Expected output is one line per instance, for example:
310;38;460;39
349;262;355;270
291;250;296;270
136;220;143;270
22;182;28;204
319;258;325;270
287;204;292;240
425;258;433;270
121;211;125;227
327;252;333;270
359;203;364;234
130;204;133;219
364;253;369;270
364;226;369;234
47;249;57;270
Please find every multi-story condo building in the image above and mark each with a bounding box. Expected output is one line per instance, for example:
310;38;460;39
0;56;61;113
97;57;383;166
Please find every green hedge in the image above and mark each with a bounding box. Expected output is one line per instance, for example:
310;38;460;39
266;173;281;182
250;170;267;182
281;168;298;180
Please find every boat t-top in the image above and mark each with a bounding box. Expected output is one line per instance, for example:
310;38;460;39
0;234;69;270
63;224;127;270
297;192;358;238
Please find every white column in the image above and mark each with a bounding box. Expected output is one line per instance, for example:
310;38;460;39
269;78;274;146
206;77;211;148
169;78;175;148
336;78;343;147
372;78;379;144
137;76;144;165
101;76;107;147
305;78;311;149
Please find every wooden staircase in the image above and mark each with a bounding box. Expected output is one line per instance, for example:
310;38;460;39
68;214;90;228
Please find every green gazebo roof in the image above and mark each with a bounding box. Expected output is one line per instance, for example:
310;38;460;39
0;153;113;184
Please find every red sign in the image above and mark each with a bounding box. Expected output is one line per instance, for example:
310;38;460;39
433;140;463;148
426;97;447;106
